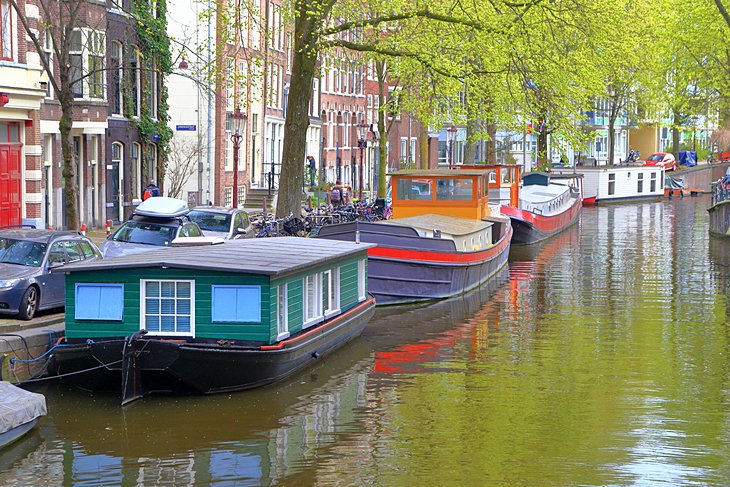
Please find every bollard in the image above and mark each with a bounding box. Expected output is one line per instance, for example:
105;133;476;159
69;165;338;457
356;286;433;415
105;219;111;236
80;223;87;236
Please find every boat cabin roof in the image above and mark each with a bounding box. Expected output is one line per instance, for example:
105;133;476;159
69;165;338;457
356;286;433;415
381;214;493;236
58;237;374;277
389;169;490;178
520;184;569;203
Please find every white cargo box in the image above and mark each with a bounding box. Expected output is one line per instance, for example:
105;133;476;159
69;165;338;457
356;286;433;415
134;197;189;218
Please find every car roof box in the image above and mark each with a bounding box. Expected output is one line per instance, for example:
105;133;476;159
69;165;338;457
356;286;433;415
134;197;189;218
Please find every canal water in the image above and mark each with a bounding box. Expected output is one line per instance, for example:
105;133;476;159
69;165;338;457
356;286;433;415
2;195;729;486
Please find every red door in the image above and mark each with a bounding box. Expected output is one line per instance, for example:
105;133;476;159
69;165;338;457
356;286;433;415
0;143;22;227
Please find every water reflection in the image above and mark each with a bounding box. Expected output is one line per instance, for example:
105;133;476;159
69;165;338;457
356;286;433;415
3;197;730;486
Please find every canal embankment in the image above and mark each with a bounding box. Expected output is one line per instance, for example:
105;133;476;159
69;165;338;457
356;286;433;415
0;314;64;382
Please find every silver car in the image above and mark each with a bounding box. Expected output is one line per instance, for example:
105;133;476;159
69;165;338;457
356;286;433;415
0;228;102;320
187;207;253;240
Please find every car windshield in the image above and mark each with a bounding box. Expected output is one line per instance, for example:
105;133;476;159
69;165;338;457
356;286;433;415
111;221;177;246
188;211;231;232
0;238;47;266
648;155;663;161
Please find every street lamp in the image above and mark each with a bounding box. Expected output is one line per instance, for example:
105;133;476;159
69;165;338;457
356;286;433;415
447;125;458;169
357;122;368;200
231;108;246;208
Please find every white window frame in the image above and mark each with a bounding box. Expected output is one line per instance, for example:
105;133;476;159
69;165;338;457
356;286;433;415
303;273;323;328
358;259;366;301
111;41;123;114
323;267;340;318
141;279;195;337
276;284;289;340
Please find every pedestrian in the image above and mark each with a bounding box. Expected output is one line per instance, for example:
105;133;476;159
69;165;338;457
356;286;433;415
306;155;316;187
329;180;343;207
143;180;162;201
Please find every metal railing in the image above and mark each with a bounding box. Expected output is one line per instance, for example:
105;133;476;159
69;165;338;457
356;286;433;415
711;180;730;206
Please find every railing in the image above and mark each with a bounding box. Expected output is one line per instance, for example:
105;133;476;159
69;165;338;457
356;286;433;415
711;180;730;206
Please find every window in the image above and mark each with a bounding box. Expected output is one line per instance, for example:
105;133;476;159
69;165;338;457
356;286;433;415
276;284;289;340
88;32;104;98
147;143;157;182
131;142;141;198
43;29;53;97
1;0;12;60
224;187;232;207
70;31;83;98
75;284;124;321
608;173;616;195
358;259;366;301
131;48;141;117
637;172;644;193
111;41;123;114
396;178;432;200
650;172;657;192
303;273;322;327
69;29;105;99
211;285;261;322
62;241;83;263
47;242;66;265
145;57;157;116
142;280;194;335
323;268;340;317
436;178;473;201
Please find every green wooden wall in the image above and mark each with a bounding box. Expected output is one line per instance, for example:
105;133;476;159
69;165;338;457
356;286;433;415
66;255;368;344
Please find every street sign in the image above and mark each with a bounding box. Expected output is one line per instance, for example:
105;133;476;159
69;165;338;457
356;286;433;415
176;125;197;131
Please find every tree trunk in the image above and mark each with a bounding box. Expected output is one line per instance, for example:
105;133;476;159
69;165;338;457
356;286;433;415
672;111;681;156
486;121;497;164
537;130;549;166
419;127;429;169
377;61;387;198
463;118;477;164
58;90;78;229
276;7;316;218
608;113;616;166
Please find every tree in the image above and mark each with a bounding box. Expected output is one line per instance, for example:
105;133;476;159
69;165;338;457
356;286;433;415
165;134;206;199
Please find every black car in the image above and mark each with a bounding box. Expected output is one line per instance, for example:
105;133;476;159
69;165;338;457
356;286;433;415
0;228;103;320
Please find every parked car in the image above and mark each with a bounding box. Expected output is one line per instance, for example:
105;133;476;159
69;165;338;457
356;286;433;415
187;207;254;240
644;152;676;171
0;228;102;320
100;197;203;258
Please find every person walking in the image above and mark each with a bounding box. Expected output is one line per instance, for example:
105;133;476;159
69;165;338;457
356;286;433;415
143;180;162;201
306;155;316;187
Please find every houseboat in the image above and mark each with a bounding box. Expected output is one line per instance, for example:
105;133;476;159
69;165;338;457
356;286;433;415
315;169;512;305
51;238;375;404
462;165;583;245
552;166;664;204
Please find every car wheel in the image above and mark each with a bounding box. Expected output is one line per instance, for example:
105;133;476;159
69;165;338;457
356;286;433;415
18;286;39;320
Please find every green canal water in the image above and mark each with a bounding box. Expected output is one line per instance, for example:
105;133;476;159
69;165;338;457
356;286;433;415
2;195;730;486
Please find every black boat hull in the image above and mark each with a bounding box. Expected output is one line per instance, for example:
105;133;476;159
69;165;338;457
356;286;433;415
52;299;375;398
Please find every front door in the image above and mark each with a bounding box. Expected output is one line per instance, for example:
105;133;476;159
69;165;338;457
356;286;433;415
106;143;122;223
0;143;22;227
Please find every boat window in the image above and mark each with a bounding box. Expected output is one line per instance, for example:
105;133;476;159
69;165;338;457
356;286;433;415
142;280;194;335
488;171;497;184
396;178;432;200
436;178;473;201
276;284;289;340
501;168;513;184
75;283;124;321
211;285;261;323
303;273;323;328
358;259;367;301
323;267;341;317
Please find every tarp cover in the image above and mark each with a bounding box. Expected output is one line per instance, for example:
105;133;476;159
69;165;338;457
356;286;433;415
679;151;697;166
0;382;46;434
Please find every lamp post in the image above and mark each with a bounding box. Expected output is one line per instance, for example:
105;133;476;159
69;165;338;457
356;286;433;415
357;122;368;200
231;108;246;208
447;125;457;169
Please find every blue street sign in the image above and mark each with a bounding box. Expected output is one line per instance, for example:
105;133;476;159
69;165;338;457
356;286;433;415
176;125;197;131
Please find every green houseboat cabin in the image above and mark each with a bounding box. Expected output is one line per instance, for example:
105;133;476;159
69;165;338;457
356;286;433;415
53;238;375;403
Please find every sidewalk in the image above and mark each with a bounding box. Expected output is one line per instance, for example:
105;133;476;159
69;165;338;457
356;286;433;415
0;311;64;333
